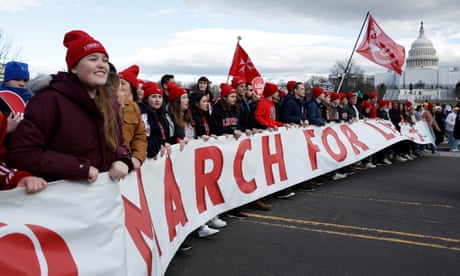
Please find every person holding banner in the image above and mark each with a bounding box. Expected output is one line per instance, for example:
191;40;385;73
0;108;47;192
307;87;327;127
167;82;221;238
232;77;255;134
421;102;441;154
0;61;32;135
118;65;147;170
211;83;244;138
6;30;133;183
255;82;296;199
138;81;169;158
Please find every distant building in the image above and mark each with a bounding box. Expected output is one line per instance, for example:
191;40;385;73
375;22;460;102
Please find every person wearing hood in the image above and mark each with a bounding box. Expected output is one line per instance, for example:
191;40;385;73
0;61;33;134
0;61;33;103
7;30;133;182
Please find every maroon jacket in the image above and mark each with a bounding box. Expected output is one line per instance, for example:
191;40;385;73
7;72;132;182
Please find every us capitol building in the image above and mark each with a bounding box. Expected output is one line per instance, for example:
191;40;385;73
376;22;460;102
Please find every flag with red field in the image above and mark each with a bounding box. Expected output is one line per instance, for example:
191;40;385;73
228;42;261;82
356;14;405;75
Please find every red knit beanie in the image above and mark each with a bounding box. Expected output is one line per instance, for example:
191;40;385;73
369;91;377;99
231;77;246;89
142;81;163;101
220;83;235;98
167;83;187;102
362;100;372;109
263;82;279;98
347;91;356;99
286;80;296;93
311;87;325;98
63;30;108;70
405;101;413;108
119;65;140;90
378;99;387;107
330;92;340;101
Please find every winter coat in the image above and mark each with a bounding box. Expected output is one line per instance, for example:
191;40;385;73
280;93;306;124
192;112;211;137
6;72;132;182
254;97;284;129
306;99;326;126
377;109;389;120
0;113;31;190
389;109;402;131
211;99;242;135
337;105;350;123
139;103;164;158
237;97;254;131
121;99;147;163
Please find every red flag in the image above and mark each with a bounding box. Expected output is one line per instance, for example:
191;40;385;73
356;14;405;75
228;42;261;82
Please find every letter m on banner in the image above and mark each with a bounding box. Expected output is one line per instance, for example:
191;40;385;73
356;13;405;75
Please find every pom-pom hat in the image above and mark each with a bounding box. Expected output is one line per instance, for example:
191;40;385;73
119;65;140;90
142;82;163;101
63;30;108;70
286;80;296;93
231;77;245;89
311;87;325;98
330;92;340;101
263;82;279;97
347;91;357;99
167;83;187;102
220;83;235;98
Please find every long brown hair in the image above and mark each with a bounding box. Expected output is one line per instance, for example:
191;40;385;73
168;96;192;128
95;78;120;151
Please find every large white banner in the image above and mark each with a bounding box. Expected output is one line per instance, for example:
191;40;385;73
0;119;433;275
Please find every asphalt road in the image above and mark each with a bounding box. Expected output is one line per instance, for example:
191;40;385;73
166;148;460;276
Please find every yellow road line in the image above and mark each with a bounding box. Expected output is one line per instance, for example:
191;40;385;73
243;213;460;244
245;220;460;252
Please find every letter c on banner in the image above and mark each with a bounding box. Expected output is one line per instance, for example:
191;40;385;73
0;223;78;276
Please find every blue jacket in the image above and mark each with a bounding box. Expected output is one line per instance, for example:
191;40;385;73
306;99;326;126
280;93;306;124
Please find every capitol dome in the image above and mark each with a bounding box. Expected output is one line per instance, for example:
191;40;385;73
406;22;439;69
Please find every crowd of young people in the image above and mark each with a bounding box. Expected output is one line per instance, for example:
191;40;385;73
1;29;459;254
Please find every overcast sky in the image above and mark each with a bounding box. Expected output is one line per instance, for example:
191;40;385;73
1;0;459;84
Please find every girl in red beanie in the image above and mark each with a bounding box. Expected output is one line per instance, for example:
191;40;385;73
7;30;133;182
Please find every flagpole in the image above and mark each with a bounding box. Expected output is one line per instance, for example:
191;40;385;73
227;36;242;83
337;11;370;92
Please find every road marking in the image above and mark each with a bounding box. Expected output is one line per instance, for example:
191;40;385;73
243;213;460;251
310;191;456;209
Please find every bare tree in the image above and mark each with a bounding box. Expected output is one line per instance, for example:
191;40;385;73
0;29;21;64
330;59;370;93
